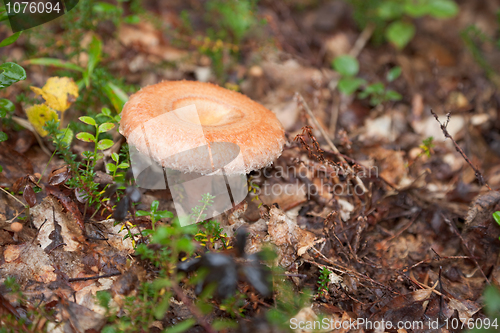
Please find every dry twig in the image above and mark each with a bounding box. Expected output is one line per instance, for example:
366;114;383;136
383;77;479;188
295;93;368;194
430;110;491;190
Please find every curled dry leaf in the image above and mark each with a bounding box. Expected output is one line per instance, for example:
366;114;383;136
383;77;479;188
48;165;70;185
464;191;500;232
12;176;26;193
45;185;85;232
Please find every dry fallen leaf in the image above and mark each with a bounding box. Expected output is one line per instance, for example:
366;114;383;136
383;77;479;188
25;104;59;137
30;77;79;113
267;206;316;266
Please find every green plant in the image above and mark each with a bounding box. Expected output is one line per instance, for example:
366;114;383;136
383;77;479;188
461;16;500;88
99;219;201;332
493;212;500;241
317;266;331;296
267;270;312;330
195;219;230;250
419;136;435;157
347;0;459;49
190;193;216;223
248;177;264;208
25;34;129;113
0;14;26;171
466;285;500;333
332;55;402;105
205;0;259;44
136;200;174;232
43;114;114;212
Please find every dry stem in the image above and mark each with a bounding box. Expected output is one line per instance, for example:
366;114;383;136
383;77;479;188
295;93;368;194
430;110;491;190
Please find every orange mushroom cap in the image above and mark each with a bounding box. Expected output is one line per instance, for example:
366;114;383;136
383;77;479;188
119;81;286;175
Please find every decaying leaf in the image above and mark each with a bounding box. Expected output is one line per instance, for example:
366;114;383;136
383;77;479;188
30;77;79;113
25;104;58;137
31;196;84;252
0;242;57;284
267;205;316;266
48;166;70;186
464;191;500;232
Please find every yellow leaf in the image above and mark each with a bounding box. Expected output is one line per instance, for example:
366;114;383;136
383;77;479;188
30;77;79;113
25;104;59;137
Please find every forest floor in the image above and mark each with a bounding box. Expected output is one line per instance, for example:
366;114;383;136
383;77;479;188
1;0;500;332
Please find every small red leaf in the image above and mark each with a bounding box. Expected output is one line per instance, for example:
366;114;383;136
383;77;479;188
23;185;36;207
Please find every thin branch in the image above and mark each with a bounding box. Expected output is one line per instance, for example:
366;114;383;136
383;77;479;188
295;93;368;194
430;110;491;190
68;271;121;282
442;214;490;285
0;186;27;207
172;284;217;333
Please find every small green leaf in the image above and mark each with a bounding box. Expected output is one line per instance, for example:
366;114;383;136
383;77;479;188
377;1;404;20
426;0;459;18
76;132;96;142
99;122;115;132
97;139;114;150
332;55;359;76
111;152;119;163
386;21;415;50
101;107;111;116
136;210;150;217
364;82;385;94
0;98;15;117
25;58;84;72
386;66;402;82
57;127;74;146
154;295;171;320
151;200;159;212
385;90;402;101
493;211;500;225
155;210;174;219
0;11;8;22
0;62;26;89
403;3;429;17
79;116;96;126
124;15;140;24
85;35;103;87
0;32;21;47
93;2;119;13
117;162;130;169
103;82;129;113
483;284;500;316
107;163;117;172
163;319;196;333
338;77;365;95
0;131;7;142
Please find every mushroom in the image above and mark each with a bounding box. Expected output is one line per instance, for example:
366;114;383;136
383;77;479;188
10;222;23;241
119;80;285;225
